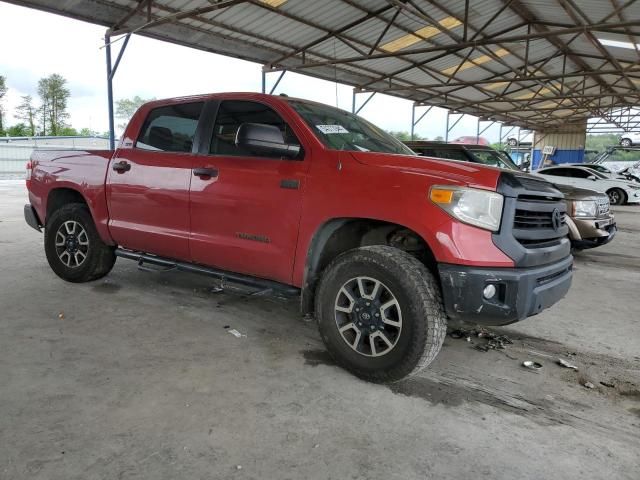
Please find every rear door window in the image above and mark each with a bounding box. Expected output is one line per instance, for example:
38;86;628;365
538;168;567;176
565;168;593;178
136;102;203;153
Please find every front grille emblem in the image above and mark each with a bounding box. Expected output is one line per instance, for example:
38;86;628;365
551;208;562;231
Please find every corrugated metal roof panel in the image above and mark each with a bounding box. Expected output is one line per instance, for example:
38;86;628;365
7;0;640;129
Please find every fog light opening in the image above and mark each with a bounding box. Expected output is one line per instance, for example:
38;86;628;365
483;284;497;300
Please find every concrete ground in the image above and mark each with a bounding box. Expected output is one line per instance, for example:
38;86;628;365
1;178;639;480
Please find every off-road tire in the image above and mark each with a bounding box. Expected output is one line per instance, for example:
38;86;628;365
315;245;447;383
607;188;626;206
44;203;116;283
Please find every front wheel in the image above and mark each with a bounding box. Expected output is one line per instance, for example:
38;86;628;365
620;138;632;147
607;188;626;206
44;203;116;283
315;246;447;383
507;138;518;147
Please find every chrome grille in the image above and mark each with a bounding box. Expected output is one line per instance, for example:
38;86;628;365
514;210;567;230
512;196;569;248
596;198;610;216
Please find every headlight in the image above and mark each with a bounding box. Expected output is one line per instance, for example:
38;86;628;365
430;186;504;231
572;200;597;217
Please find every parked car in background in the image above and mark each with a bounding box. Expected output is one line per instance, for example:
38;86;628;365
566;163;638;182
507;132;533;146
552;184;616;251
405;141;617;251
450;136;490;146
619;132;640;147
533;165;640;205
404;141;518;170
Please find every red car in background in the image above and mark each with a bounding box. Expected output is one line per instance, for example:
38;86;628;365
450;136;490;146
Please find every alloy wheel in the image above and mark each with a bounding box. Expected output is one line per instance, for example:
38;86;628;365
334;276;402;357
55;220;89;268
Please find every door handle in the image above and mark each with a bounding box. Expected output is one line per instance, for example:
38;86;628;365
280;179;300;190
112;161;131;173
193;167;218;178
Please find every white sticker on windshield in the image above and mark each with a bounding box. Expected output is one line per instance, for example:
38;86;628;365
316;124;349;134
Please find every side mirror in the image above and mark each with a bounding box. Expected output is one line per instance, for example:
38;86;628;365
236;123;300;158
588;175;597;181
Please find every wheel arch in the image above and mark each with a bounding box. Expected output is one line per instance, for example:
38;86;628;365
46;187;88;217
300;217;439;315
606;187;627;205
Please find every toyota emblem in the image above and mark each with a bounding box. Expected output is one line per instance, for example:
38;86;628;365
551;208;562;231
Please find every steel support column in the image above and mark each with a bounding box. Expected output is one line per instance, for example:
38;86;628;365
105;35;115;150
105;32;131;150
262;69;287;95
410;104;433;140
445;112;464;142
351;90;376;114
476;119;495;144
500;125;517;146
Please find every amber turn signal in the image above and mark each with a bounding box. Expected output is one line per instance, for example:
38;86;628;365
430;188;454;204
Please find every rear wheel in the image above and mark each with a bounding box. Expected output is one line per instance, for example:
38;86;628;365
315;246;446;383
44;203;116;282
607;188;626;206
620;138;632;147
507;138;518;147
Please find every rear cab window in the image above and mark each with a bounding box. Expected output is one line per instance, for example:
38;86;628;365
136;102;204;153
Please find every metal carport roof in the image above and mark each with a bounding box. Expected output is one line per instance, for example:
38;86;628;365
5;0;640;131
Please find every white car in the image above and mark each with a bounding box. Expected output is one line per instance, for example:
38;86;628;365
507;132;533;146
533;165;640;205
566;163;635;182
619;132;640;147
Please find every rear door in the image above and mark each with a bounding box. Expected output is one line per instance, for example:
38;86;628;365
188;99;309;284
106;101;204;260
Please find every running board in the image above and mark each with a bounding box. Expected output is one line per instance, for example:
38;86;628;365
114;248;300;297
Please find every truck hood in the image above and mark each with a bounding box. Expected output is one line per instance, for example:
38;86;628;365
347;151;501;190
551;183;608;201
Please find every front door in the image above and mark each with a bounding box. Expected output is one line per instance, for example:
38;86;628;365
189;99;309;284
106;101;204;261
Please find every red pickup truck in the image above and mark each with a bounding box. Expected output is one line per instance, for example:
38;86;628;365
24;93;573;382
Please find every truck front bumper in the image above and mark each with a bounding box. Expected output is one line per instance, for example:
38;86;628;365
438;255;573;325
24;204;42;232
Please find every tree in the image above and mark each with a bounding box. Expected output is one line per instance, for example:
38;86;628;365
15;95;37;136
0;75;7;135
7;123;30;136
585;133;619;152
386;130;426;141
37;74;70;136
59;126;78;136
116;95;154;130
79;127;98;137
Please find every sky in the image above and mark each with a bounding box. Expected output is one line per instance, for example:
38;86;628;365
0;2;503;141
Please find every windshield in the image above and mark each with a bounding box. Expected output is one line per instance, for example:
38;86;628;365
287;100;414;155
587;169;608;179
467;148;519;170
584;164;611;174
